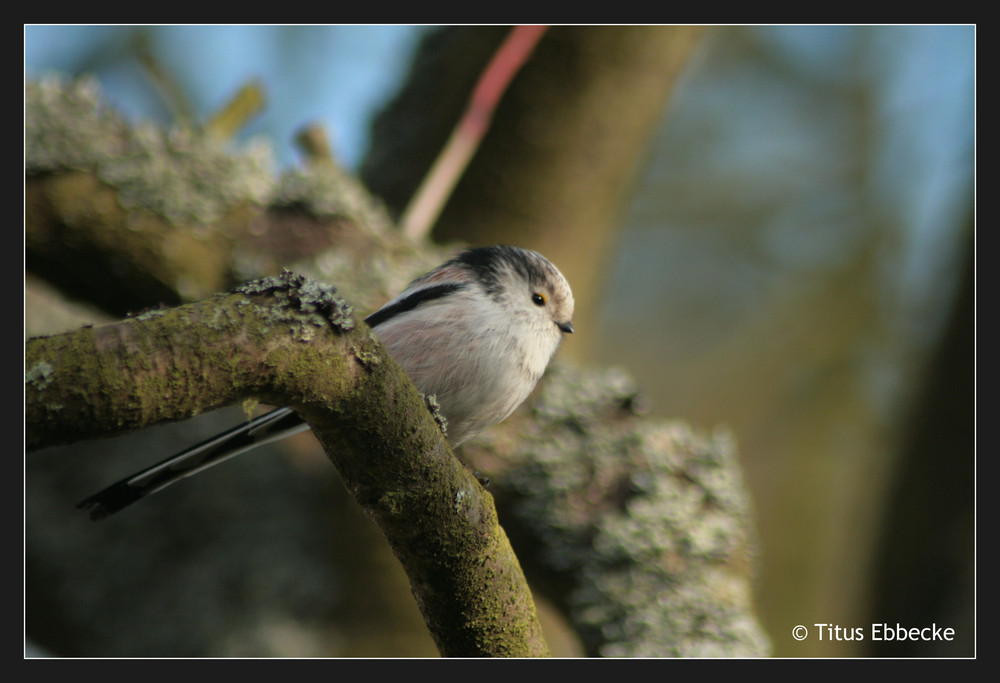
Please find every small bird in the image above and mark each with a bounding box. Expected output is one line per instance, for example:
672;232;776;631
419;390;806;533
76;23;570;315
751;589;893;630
77;245;575;519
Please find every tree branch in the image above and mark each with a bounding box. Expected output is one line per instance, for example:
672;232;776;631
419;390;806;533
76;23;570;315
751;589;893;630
25;76;399;318
25;272;548;657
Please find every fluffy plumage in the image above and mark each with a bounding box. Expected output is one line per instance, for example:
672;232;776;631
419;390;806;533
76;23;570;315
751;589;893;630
78;245;574;519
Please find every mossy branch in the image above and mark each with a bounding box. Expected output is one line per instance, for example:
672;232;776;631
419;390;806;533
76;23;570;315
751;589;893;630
25;271;549;658
25;76;399;318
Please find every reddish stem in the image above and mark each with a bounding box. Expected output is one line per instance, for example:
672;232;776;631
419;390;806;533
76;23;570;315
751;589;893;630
401;26;548;241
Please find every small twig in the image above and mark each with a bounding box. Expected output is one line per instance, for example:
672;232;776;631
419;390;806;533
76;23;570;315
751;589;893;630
204;81;267;139
294;123;336;167
400;25;548;242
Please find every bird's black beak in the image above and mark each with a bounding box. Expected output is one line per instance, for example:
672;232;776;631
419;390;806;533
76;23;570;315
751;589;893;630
557;321;574;334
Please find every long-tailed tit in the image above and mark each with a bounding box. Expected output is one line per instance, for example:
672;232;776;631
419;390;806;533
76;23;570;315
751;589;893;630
77;245;575;519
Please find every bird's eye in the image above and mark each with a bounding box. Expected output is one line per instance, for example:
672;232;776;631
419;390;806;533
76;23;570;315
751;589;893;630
531;292;547;307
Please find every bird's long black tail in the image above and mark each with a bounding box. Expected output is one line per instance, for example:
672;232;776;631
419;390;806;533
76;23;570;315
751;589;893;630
76;407;309;520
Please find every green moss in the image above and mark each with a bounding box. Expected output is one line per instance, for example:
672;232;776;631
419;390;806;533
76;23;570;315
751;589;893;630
377;491;407;517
